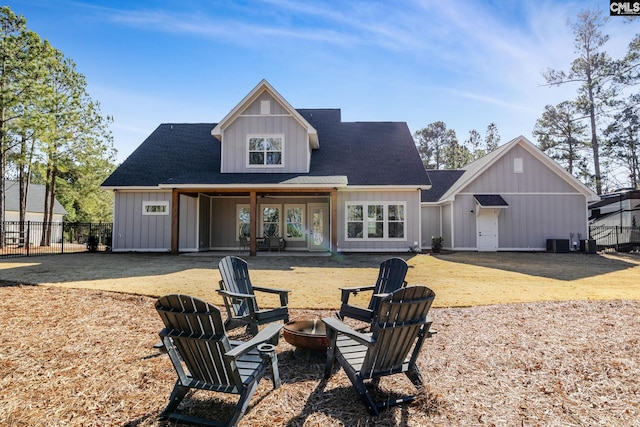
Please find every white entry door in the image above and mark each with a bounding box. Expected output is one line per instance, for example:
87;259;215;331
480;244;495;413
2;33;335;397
476;208;499;251
307;203;330;251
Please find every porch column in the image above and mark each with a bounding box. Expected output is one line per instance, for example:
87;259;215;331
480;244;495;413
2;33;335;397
171;189;179;254
331;190;338;253
250;191;257;256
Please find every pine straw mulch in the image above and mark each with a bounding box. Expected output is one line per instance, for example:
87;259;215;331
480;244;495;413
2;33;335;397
1;283;639;427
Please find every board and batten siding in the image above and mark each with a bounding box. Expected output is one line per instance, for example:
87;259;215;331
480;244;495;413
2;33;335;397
179;194;198;251
441;204;453;249
113;191;172;251
420;206;441;247
450;144;589;250
210;197;247;249
221;94;311;173
463;145;577;194
337;190;421;252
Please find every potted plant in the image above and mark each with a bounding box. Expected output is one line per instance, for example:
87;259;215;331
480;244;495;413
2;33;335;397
431;236;443;253
87;235;100;252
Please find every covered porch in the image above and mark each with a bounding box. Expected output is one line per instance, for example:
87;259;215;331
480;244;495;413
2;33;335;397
169;187;339;256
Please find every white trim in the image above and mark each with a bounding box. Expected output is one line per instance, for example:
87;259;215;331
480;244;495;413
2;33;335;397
344;185;429;191
211;79;319;149
159;183;348;189
438;136;599;202
246;134;285;168
240;114;291;118
345;201;407;241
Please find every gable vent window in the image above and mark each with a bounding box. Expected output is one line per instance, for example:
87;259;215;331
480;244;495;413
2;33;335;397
260;100;270;115
514;157;524;174
248;135;284;167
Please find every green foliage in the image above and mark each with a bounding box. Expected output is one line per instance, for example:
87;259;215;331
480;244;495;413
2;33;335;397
541;8;640;194
431;236;443;253
414;122;501;170
533;101;590;182
0;6;117;224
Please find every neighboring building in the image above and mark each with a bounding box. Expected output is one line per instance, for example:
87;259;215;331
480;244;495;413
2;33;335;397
4;180;67;246
102;81;598;254
421;136;599;251
102;80;431;254
4;180;66;222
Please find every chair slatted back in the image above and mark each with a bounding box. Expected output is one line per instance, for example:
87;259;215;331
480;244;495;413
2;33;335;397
362;286;435;375
368;258;409;310
218;256;255;317
156;294;242;388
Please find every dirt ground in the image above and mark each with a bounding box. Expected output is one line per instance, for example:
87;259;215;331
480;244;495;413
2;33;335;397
1;251;640;426
0;284;638;426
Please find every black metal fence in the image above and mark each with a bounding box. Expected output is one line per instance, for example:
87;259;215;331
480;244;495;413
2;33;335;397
0;221;112;258
589;225;640;252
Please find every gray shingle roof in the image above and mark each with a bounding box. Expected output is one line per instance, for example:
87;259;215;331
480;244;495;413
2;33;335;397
4;180;67;215
421;170;465;202
474;194;508;207
102;109;431;188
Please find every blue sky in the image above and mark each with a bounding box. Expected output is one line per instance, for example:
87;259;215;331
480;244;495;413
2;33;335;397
5;0;637;163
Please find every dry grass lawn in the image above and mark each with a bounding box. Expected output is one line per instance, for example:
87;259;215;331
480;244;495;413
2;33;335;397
1;251;639;308
1;251;639;426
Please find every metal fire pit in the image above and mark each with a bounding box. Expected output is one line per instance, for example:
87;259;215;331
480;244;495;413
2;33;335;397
283;317;329;352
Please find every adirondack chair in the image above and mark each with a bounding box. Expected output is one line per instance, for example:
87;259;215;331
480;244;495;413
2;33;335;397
218;256;290;335
323;285;436;416
337;257;409;324
155;294;282;427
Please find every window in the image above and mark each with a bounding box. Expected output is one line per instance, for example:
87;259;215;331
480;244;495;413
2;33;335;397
261;205;280;237
285;205;305;240
248;135;284;167
142;201;169;215
237;205;250;239
346;202;406;240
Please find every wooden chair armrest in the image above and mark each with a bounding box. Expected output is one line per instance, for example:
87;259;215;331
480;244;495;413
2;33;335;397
339;285;375;304
252;286;289;307
225;323;283;359
322;317;375;346
252;286;290;295
339;285;375;293
216;289;257;301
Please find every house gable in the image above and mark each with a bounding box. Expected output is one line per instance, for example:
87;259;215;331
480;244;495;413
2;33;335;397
440;136;598;201
212;80;318;174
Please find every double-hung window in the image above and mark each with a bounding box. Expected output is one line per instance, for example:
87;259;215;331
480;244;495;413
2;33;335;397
346;202;405;240
247;135;284;167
